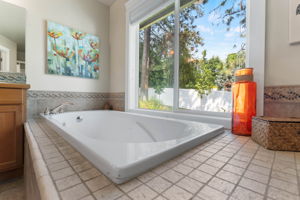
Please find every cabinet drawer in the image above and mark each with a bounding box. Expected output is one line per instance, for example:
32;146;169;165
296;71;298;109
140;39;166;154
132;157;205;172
0;89;23;104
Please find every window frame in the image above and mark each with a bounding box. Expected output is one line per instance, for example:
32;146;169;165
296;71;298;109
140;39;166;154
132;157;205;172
125;0;265;127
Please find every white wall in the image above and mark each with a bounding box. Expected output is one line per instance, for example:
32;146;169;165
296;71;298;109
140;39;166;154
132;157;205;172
109;0;127;92
265;0;300;86
3;0;110;92
0;34;17;72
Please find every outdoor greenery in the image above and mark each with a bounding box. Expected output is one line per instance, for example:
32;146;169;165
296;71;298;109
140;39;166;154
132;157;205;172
139;0;246;105
139;98;172;111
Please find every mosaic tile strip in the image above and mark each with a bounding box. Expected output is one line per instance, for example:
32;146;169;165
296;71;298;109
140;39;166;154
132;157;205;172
0;72;26;84
25;118;300;200
27;90;125;118
264;85;300;103
27;90;109;99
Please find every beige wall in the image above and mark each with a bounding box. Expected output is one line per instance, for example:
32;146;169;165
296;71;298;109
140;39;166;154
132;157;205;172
0;34;17;72
265;0;300;86
109;0;127;92
3;0;110;92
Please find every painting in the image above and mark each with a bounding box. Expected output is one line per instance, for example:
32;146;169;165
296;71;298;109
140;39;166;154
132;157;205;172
289;0;300;44
47;21;100;79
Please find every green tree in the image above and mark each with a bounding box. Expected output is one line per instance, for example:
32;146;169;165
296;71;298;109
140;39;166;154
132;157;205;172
194;50;223;97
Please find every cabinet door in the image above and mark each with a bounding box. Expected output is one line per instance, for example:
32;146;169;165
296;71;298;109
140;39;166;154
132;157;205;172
0;105;22;172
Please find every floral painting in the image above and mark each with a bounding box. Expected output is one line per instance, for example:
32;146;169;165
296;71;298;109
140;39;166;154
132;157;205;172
47;21;100;79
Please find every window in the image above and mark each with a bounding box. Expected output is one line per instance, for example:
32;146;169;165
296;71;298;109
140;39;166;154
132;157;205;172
127;0;265;120
178;0;246;113
138;4;175;111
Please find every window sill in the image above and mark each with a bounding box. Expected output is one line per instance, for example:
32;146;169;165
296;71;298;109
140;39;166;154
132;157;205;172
127;109;232;129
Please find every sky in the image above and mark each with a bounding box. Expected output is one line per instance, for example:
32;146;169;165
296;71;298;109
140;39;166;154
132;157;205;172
189;0;246;61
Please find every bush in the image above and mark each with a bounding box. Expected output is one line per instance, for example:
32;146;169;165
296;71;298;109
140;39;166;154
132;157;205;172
139;98;172;111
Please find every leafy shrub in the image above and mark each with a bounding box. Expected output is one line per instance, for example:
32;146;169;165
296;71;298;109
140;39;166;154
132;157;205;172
139;98;172;111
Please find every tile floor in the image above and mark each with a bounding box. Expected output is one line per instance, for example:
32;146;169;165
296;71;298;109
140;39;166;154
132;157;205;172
0;178;24;200
9;119;300;200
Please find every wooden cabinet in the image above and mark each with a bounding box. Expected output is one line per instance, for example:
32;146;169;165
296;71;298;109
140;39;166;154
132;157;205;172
0;83;30;181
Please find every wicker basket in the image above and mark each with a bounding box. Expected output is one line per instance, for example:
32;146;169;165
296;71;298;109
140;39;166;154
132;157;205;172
252;116;300;151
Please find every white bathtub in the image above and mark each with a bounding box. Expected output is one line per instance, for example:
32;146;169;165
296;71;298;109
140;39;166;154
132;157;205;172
42;111;224;184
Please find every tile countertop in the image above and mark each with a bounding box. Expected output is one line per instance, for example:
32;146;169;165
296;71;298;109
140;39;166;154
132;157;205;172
25;118;300;200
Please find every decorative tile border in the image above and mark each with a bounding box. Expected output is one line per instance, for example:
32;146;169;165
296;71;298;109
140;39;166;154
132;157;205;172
27;90;110;99
264;85;300;103
0;72;26;84
27;90;125;118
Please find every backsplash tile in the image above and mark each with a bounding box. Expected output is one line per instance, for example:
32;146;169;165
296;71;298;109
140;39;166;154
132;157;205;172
264;85;300;118
27;90;125;119
0;72;26;84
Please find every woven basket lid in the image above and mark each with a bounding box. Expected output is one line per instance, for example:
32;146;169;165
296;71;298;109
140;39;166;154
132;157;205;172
234;68;254;82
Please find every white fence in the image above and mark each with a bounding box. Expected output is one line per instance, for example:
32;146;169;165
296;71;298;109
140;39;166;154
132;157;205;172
148;88;232;112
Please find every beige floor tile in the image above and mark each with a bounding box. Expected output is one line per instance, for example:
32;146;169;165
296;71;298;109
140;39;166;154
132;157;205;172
176;177;203;194
182;158;202;168
128;185;157;200
231;186;263;200
152;164;169;175
46;155;65;165
80;195;95;200
205;158;225;169
212;154;230;163
191;154;209;163
94;185;123;200
55;174;81;191
272;170;298;184
188;169;212;183
48;161;70;172
197;186;228;200
216;170;241;184
85;175;111;192
60;184;90;200
160;169;184;183
208;177;235;195
163;185;193;200
198;164;219;175
244;170;269;184
73;161;93;173
116;195;131;200
239;177;266;195
222;164;245;176
51;167;75;180
146;176;172;193
228;159;248;169
138;171;157;183
198;150;215;157
267;186;300;200
153;195;167;200
248;164;271;176
269;178;299;195
251;159;273;168
173;164;193;175
216;151;234;158
79;168;101;181
118;179;142;193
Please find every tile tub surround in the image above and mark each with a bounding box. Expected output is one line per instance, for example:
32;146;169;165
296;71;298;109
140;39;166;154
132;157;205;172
264;85;300;118
25;118;300;200
27;90;125;118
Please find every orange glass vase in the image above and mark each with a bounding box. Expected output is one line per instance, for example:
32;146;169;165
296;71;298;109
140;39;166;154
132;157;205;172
232;68;256;135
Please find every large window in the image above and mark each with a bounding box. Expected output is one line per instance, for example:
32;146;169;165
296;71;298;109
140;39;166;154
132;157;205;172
138;4;175;111
137;0;246;114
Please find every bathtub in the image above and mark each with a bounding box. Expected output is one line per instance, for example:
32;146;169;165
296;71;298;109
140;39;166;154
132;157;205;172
41;111;224;184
